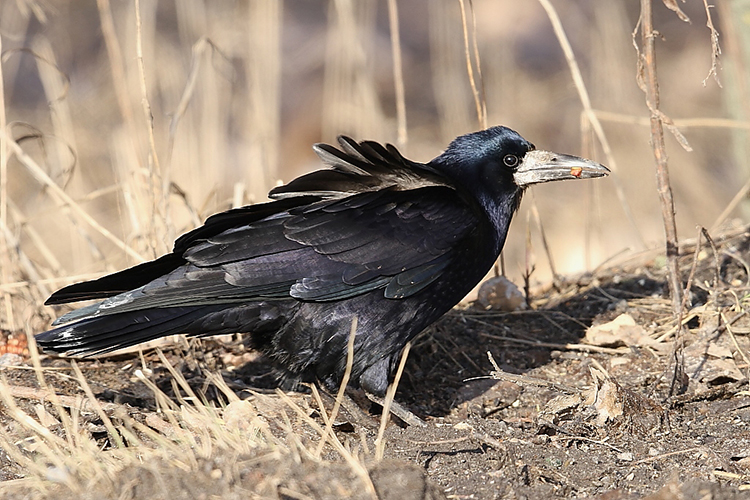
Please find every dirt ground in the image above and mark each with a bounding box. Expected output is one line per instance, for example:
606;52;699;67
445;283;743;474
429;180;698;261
2;224;750;499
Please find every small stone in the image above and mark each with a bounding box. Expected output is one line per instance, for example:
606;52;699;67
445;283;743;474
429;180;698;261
616;452;634;462
476;276;527;312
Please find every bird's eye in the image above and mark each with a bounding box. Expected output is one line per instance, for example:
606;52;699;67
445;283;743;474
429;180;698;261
503;154;519;168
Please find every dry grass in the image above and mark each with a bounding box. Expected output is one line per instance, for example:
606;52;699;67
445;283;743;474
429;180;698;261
0;351;269;497
0;0;747;497
0;339;406;499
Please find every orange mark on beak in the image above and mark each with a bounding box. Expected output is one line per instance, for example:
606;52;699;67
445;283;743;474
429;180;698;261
570;167;582;178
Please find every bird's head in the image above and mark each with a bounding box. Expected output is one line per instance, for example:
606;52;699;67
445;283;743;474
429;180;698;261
433;126;608;191
430;126;609;238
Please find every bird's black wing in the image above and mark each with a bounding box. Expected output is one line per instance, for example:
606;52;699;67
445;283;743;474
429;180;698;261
46;135;477;322
189;185;477;301
49;184;477;328
46;136;445;306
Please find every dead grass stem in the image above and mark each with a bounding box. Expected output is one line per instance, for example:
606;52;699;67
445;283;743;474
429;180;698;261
375;341;411;460
457;0;486;129
387;0;407;148
637;0;684;329
1;130;145;262
315;316;357;458
538;0;645;250
0;33;12;331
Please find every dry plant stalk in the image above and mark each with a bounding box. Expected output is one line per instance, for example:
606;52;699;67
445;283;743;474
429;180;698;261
593;110;750;130
667;225;706;395
702;0;722;87
276;389;379;500
315;316;357;457
1;130;145;263
538;0;646;249
387;0;407;148
529;190;558;284
637;0;683;319
457;0;486;129
375;341;411;461
0;33;13;331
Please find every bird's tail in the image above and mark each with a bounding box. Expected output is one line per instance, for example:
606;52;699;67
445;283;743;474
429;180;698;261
36;303;283;356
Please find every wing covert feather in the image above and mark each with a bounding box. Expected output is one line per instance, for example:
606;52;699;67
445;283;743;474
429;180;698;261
179;186;477;304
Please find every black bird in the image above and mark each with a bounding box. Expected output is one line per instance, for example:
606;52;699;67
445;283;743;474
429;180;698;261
37;126;608;401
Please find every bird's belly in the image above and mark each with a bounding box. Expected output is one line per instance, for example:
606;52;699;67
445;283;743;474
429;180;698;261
265;247;497;389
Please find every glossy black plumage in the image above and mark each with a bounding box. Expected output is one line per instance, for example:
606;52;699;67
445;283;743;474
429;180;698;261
36;126;608;396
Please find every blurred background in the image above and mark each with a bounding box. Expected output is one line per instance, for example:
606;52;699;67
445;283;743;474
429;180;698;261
0;0;746;332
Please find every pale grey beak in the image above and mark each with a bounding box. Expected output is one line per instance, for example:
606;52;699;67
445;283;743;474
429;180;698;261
513;150;609;188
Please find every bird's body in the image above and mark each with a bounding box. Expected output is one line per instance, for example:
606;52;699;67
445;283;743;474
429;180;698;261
36;126;608;396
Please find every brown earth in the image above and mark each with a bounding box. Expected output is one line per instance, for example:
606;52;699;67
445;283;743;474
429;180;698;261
1;225;750;499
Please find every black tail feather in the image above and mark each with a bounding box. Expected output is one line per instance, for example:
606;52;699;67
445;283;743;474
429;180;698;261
37;301;290;357
36;306;222;356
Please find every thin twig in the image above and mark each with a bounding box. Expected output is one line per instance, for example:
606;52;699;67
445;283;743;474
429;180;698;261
523;212;535;304
670;226;705;391
467;0;486;129
0;32;13;331
722;312;750;392
375;341;411;461
486;351;576;394
276;389;379;500
469;317;624;355
0;219;49;298
638;0;683;322
165;37;232;230
480;332;623;355
133;0;164;248
457;0;486;128
529;190;558;283
0;273;104;293
315;316;357;458
71;361;125;449
1;130;144;262
387;0;407;148
712;175;750;231
538;0;646;249
6;197;63;276
594;110;750;130
702;0;722;87
702;227;722;288
632;447;702;465
96;0;137;134
556;435;624;454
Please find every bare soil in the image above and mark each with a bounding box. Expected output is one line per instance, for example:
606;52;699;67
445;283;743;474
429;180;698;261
2;225;750;499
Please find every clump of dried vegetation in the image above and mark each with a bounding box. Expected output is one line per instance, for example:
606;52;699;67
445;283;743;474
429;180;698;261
0;344;421;499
